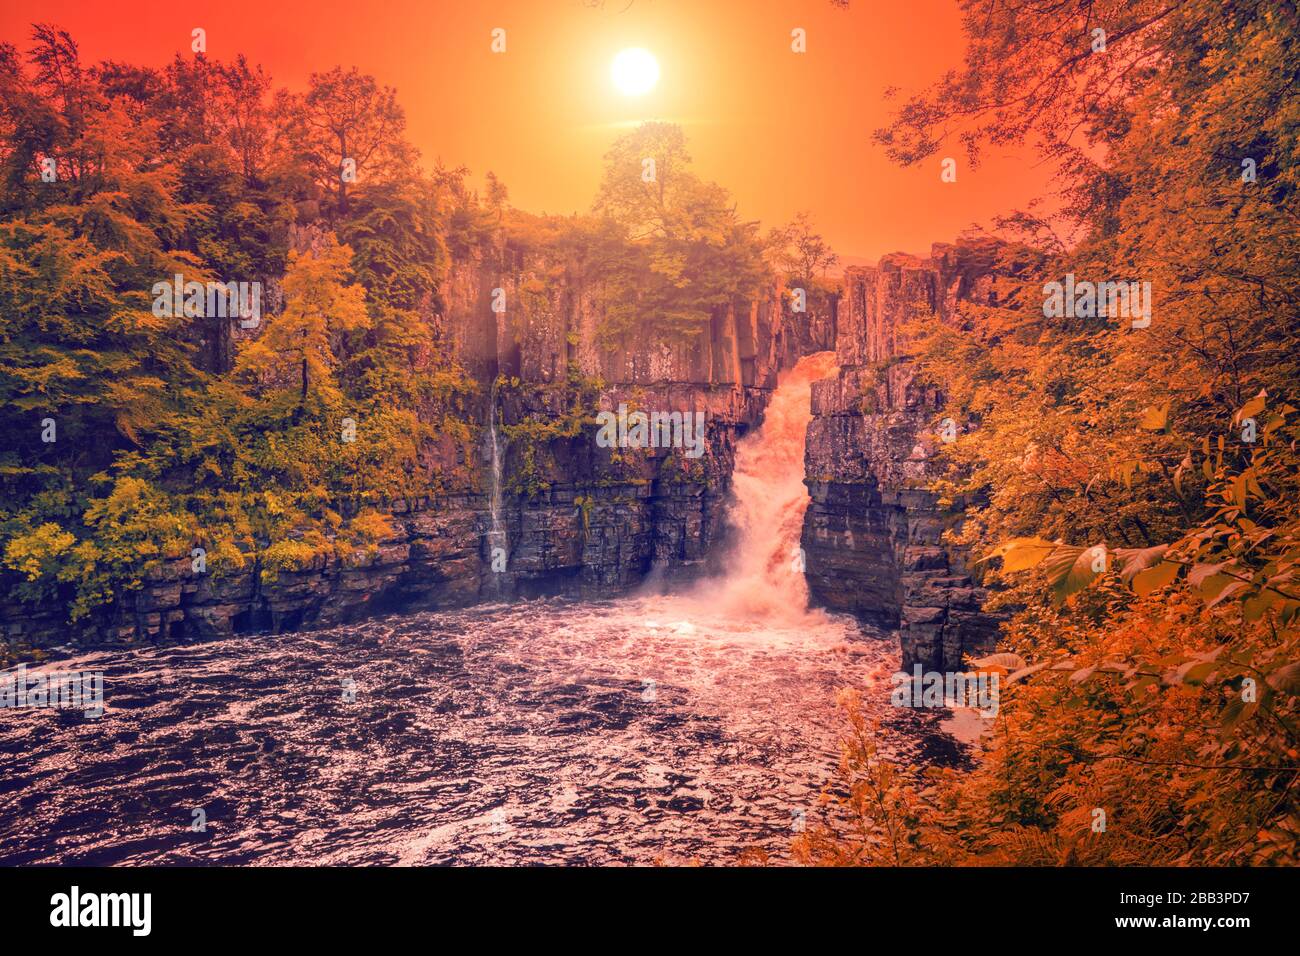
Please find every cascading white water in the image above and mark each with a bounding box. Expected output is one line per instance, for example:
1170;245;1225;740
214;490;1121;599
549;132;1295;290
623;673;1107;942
479;354;834;616
710;351;839;622
5;350;940;868
486;378;506;564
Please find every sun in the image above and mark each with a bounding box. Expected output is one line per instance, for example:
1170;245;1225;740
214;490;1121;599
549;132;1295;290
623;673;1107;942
611;47;660;96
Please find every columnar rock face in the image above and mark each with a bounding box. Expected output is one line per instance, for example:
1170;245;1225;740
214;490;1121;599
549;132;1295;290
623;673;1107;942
440;248;834;390
2;241;837;654
428;243;837;603
802;240;1003;671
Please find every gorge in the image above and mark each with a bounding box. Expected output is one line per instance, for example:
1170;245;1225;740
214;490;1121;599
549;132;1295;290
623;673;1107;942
0;229;1006;864
3;0;1292;877
0;352;965;866
2;231;1004;676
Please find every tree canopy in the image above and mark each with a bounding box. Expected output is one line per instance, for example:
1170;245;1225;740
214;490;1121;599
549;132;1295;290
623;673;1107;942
797;0;1300;866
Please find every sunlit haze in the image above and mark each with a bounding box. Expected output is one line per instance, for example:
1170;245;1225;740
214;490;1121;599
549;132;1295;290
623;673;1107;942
0;0;1052;260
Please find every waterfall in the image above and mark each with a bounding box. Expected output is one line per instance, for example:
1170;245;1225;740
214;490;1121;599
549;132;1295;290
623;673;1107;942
486;377;506;561
712;351;839;622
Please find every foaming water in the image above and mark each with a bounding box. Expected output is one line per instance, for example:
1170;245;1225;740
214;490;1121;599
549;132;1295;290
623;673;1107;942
710;351;839;623
0;353;965;866
0;599;961;866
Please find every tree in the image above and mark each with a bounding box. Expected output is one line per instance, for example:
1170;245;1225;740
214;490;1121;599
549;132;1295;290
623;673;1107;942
214;54;274;183
592;122;769;340
27;24;86;137
0;41;63;207
484;170;509;223
768;211;838;284
594;121;730;243
235;233;368;408
283;67;412;215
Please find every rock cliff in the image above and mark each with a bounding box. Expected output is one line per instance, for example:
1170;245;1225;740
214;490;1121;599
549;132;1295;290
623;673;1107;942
2;226;1008;673
1;239;837;653
801;239;1004;671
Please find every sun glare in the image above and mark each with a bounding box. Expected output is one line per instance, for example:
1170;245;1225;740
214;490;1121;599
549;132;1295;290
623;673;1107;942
611;47;659;96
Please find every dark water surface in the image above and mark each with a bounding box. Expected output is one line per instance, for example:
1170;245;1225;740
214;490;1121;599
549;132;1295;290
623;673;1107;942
0;596;963;865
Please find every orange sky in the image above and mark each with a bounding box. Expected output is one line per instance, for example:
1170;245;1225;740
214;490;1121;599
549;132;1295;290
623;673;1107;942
1;0;1054;262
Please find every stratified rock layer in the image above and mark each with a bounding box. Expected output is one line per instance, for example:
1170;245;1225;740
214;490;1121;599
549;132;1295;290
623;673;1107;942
1;239;837;653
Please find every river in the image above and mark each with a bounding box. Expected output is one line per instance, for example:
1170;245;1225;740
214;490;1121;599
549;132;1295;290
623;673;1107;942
0;355;966;865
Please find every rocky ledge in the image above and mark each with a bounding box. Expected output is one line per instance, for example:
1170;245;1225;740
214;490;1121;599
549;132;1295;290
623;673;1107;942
801;240;1005;671
2;237;837;655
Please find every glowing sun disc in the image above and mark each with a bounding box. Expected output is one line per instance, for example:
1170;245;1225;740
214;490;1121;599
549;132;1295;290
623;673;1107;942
611;47;659;96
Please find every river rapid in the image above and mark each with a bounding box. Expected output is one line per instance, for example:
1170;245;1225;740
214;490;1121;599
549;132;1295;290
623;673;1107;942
0;355;968;865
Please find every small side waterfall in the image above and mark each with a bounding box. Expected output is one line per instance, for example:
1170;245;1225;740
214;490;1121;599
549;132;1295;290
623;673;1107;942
485;377;506;575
